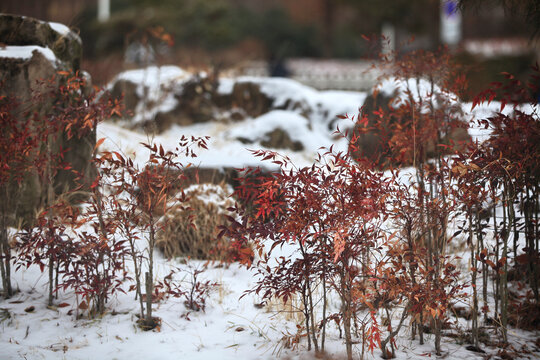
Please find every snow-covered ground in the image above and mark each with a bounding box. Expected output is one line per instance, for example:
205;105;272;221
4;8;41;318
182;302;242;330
1;251;521;360
2;68;539;360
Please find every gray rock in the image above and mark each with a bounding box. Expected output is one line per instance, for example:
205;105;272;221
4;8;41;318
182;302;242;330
261;128;304;151
0;14;82;70
228;82;273;118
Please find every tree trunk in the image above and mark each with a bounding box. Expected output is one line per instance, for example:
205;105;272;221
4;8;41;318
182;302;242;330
321;266;327;351
145;271;153;325
380;304;409;359
302;283;312;351
145;219;155;327
48;253;54;306
470;212;479;348
434;317;442;355
477;209;488;323
0;209;13;298
307;279;319;352
0;232;12;298
340;267;353;360
492;195;500;318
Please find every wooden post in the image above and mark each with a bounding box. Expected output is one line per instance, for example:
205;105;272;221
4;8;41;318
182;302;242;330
97;0;110;22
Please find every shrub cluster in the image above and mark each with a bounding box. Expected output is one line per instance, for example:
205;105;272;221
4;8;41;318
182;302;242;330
1;49;539;359
1;72;215;329
221;50;540;358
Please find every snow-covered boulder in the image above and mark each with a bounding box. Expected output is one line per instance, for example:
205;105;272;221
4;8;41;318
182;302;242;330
0;14;82;70
102;67;370;180
354;77;470;166
107;67;367;135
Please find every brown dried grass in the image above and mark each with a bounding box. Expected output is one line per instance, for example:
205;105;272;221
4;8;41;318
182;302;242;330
156;183;235;261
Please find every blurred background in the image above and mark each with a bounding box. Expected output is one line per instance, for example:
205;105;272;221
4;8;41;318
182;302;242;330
2;0;539;98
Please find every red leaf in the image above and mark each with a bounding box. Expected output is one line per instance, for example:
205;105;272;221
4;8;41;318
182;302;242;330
94;137;106;151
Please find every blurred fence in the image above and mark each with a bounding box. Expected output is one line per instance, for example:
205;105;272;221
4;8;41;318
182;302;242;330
240;59;383;92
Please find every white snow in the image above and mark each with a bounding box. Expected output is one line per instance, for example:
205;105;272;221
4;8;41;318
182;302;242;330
0;20;80;66
48;22;71;37
464;101;540;142
99;111;347;171
115;66;189;98
376;76;460;114
0;20;80;68
104;67;368;169
226;110;330;152
0;45;57;63
3;189;537;360
230;110;310;140
243;77;319;108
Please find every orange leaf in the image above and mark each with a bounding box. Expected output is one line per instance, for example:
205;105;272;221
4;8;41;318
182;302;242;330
94;138;106;151
333;231;346;263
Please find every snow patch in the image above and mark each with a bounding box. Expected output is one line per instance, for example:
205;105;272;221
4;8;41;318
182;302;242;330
376;77;460;112
115;66;188;95
0;45;57;63
228;110;309;142
48;21;71;37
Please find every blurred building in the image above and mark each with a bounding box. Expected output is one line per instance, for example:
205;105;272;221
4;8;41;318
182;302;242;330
1;0;90;25
2;0;536;92
1;0;532;46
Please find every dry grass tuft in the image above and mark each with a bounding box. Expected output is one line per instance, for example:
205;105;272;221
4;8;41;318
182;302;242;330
156;183;236;261
508;297;540;331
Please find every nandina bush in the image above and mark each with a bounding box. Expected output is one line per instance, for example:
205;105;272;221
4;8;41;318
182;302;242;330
153;263;217;322
451;66;540;344
2;70;121;299
64;175;131;318
220;47;479;359
451;144;491;349
181;264;217;314
351;47;473;355
13;71;124;314
0;94;45;298
353;48;469;169
10;66;214;324
368;177;461;358
222;144;463;359
16;200;80;307
16;125;210;322
94;135;209;328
